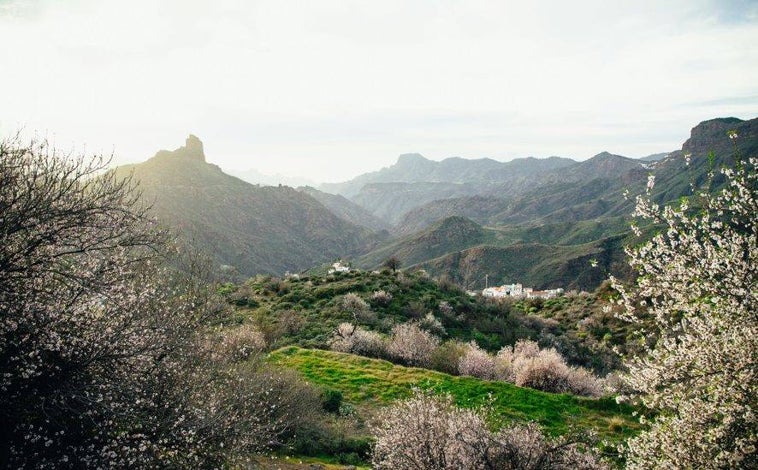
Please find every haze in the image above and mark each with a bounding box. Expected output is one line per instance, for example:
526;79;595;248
0;0;756;183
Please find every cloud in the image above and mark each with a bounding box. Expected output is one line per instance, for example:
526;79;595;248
0;0;756;182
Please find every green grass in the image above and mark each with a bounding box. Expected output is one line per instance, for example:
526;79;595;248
269;346;641;442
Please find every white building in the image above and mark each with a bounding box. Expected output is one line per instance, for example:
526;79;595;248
328;261;351;274
482;283;563;299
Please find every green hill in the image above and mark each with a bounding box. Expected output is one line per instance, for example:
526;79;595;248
356;215;637;291
356;216;486;269
225;269;631;374
114;135;382;276
269;347;640;443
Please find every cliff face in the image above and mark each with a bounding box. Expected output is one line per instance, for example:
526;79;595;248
682;117;758;157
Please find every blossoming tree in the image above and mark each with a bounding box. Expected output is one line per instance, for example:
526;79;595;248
612;142;757;468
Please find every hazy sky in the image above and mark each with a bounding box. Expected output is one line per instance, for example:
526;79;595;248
1;0;756;183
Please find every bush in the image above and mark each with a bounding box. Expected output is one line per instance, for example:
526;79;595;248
371;289;393;306
329;323;388;358
321;388;343;413
458;341;496;380
418;312;446;336
371;392;609;470
430;340;468;375
495;340;603;397
388;322;440;367
214;323;266;362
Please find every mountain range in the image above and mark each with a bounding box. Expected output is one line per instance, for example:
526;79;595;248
113;116;756;290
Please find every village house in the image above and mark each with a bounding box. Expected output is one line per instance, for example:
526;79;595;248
328;261;351;274
482;282;563;299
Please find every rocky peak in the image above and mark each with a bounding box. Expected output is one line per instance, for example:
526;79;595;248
682;117;747;156
396;153;429;165
152;134;206;164
183;134;205;161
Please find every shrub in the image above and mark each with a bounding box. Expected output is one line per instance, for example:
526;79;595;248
430;340;468;375
418;312;446;336
329;323;388;358
387;323;440;367
437;300;455;319
371;289;393;306
495;340;603;397
371;392;609;470
458;341;496;380
214;323;266;362
321;388;343;413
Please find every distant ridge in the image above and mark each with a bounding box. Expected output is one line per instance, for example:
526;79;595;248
113;136;382;276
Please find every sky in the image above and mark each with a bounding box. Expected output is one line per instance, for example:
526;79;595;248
0;0;756;183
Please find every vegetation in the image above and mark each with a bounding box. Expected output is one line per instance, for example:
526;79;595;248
0;138;336;468
268;347;639;442
222;269;629;376
371;392;609;469
613;144;757;467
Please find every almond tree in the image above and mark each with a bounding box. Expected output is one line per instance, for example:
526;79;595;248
0;137;307;468
612;149;757;468
371;392;608;470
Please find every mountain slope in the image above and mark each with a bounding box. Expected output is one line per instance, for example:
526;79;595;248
356;216;486;268
298;185;391;232
114;136;380;276
418;236;633;292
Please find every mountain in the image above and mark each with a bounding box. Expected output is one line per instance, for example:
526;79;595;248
390;152;647;233
114;135;381;276
320;153;576;198
355;117;757;291
393;195;510;236
297;186;391;232
356;216;486;269
351;182;485;225
357;214;637;290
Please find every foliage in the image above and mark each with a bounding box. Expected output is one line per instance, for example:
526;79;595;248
497;340;604;398
320;388;344;414
371;392;609;470
223;270;624;375
388;322;440;367
371;289;394;306
458;341;496;380
268;347;640;442
329;322;388;358
612;150;757;468
0;138;318;468
383;256;401;272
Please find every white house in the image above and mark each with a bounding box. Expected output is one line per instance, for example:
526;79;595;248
483;283;564;299
328;261;351;274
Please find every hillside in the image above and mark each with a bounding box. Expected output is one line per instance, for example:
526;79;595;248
269;347;639;442
298;185;391;232
226;268;634;374
114;136;382;276
356;216;486;268
418;236;632;292
350;117;756;293
393;195;510;236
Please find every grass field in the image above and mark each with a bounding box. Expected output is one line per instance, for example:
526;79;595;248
268;346;640;443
